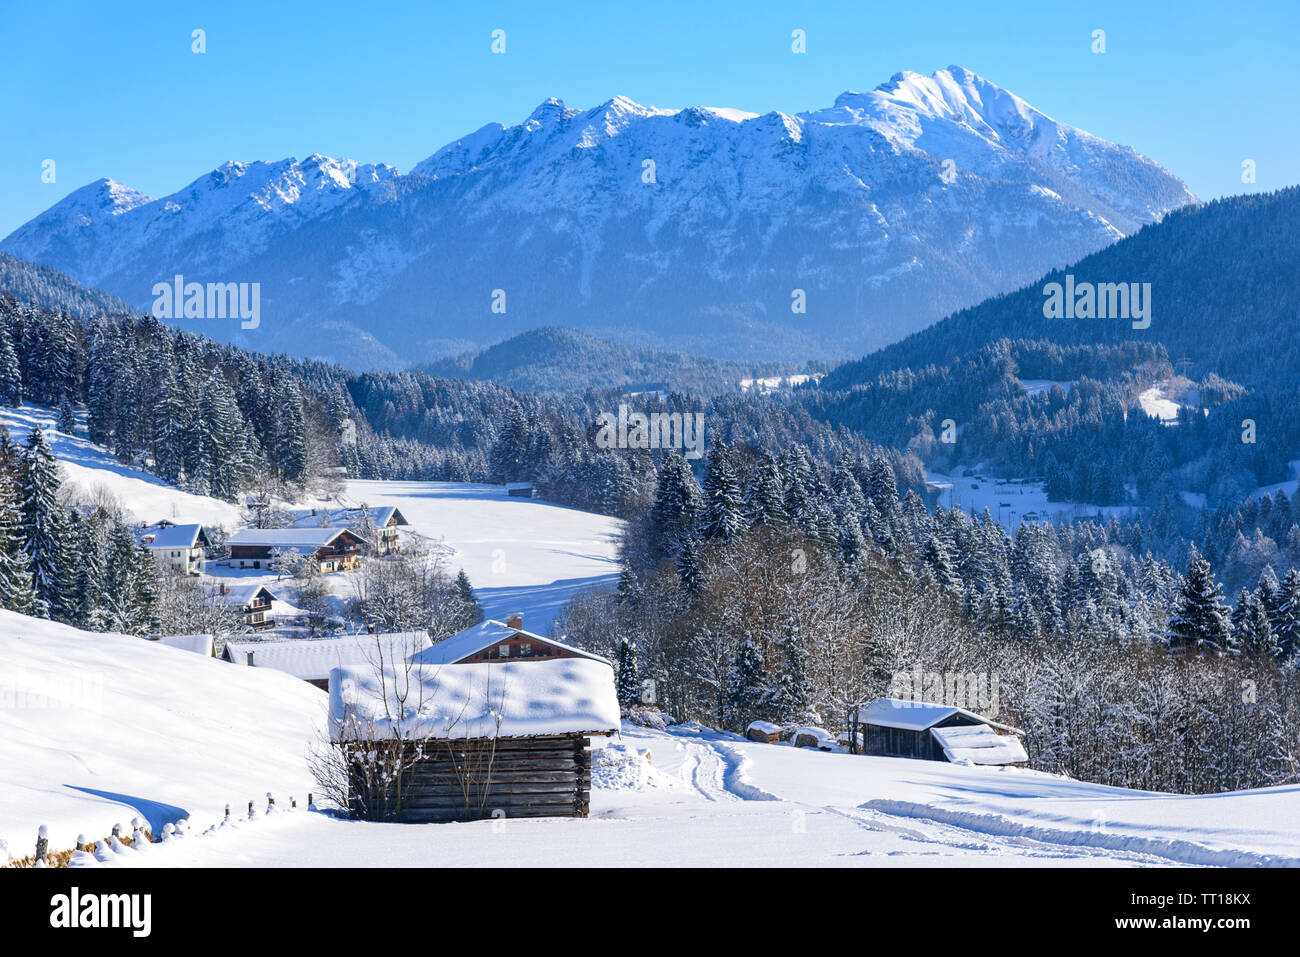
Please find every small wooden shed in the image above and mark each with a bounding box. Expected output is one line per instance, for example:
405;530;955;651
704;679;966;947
856;697;1027;765
329;657;620;822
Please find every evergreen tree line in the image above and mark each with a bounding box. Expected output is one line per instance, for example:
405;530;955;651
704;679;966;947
557;450;1300;794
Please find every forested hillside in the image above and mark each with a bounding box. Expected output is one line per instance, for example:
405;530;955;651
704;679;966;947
0;252;135;318
824;187;1300;389
421;326;809;396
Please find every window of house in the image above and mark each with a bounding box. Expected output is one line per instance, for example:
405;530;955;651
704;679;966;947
519;643;532;656
498;644;511;657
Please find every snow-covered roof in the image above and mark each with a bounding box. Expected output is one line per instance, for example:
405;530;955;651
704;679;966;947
206;582;278;606
225;632;432;681
227;526;365;548
290;506;408;530
415;619;612;666
329;657;621;741
747;720;781;735
156;633;214;656
135;523;208;549
857;698;1022;735
930;725;1029;765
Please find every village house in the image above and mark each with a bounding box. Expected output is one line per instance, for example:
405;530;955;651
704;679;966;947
225;527;367;573
328;655;620;822
223;631;433;691
134;522;211;575
207;582;279;631
293;505;410;557
855;697;1028;766
417;614;612;666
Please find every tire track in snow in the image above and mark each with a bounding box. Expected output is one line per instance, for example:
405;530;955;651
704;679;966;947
824;805;1173;864
859;800;1300;867
673;738;778;802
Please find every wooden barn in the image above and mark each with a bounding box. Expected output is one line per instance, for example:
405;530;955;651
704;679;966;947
856;697;1027;766
328;657;620;822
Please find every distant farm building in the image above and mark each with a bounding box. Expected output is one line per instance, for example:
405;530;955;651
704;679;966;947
292;505;410;557
329;656;620;822
208;582;278;631
856;698;1027;766
135;522;211;575
226;527;367;573
505;482;537;498
418;615;611;666
224;631;432;691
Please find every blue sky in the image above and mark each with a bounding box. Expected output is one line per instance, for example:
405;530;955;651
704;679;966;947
2;0;1298;236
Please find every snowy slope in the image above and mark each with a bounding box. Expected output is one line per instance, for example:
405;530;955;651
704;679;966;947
1;67;1194;367
53;724;1300;868
0;610;326;860
0;403;242;529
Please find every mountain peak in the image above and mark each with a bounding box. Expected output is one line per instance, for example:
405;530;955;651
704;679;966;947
527;97;569;125
52;177;154;217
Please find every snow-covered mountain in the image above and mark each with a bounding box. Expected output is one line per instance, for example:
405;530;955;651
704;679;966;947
1;67;1195;368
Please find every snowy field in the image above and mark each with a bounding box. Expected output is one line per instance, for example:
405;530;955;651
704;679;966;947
926;467;1137;529
5;535;1300;866
10;692;1296;867
335;480;624;632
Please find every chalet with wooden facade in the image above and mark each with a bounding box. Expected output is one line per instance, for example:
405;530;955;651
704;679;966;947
292;505;410;557
418;614;612;666
224;631;433;691
855;698;1027;766
135;522;211;576
226;527;367;573
329;656;620;822
207;582;278;631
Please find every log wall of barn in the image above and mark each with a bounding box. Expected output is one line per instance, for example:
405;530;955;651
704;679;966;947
346;735;593;823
